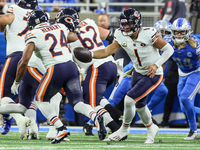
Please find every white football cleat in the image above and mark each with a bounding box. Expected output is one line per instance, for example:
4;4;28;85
145;123;159;144
46;126;57;140
17;117;31;140
184;130;199;140
107;126;129;141
28;122;39;140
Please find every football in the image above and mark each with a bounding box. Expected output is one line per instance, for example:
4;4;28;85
73;47;92;63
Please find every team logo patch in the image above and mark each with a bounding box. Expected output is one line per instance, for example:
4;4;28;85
140;43;146;47
187;52;192;57
121;42;127;47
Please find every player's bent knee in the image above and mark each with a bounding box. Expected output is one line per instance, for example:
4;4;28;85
124;95;136;106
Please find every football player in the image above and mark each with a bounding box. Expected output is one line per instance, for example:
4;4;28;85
55;8;122;136
0;0;38;139
164;18;200;140
11;10;107;144
92;8;174;143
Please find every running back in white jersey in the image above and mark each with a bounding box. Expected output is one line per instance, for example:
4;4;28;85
25;23;72;69
69;18;114;71
5;4;32;56
114;27;163;75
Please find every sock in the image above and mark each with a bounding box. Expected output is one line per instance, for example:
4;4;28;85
94;105;113;125
123;95;136;125
35;101;63;129
73;102;97;121
50;92;62;116
100;98;122;124
25;102;37;124
136;105;152;126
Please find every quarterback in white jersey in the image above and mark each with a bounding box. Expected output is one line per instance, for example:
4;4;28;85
58;8;121;135
92;8;174;143
13;10;107;143
0;0;38;138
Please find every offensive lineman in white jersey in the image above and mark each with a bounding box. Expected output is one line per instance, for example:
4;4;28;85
12;10;107;144
92;8;174;143
0;0;38;138
56;8;122;136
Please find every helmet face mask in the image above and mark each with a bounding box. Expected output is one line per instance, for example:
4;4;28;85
171;18;192;43
55;8;80;33
16;0;38;10
119;8;142;36
27;10;49;30
154;20;171;38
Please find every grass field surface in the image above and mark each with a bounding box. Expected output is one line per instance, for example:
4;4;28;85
0;126;199;150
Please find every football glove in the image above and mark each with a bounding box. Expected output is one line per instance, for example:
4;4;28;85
11;80;20;95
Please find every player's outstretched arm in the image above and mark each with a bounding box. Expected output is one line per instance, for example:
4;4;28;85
16;42;35;82
93;40;120;58
0;13;15;25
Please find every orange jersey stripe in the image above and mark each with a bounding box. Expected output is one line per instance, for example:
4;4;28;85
0;58;11;98
134;75;163;101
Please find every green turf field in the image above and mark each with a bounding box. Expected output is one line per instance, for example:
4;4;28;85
0;130;200;150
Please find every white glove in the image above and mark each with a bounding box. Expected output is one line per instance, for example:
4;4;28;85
11;80;20;95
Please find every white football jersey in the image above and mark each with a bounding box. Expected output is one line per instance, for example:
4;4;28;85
69;18;114;71
114;27;163;75
28;53;46;74
5;4;32;56
25;23;72;69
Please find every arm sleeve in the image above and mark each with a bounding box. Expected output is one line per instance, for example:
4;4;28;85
155;43;174;68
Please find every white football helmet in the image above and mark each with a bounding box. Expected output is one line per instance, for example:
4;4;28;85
154;20;171;37
171;18;193;43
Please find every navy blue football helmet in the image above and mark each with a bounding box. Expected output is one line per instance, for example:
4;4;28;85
119;8;142;36
16;0;38;10
56;15;77;33
55;8;80;28
27;10;49;30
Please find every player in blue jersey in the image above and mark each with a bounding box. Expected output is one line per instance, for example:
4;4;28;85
164;18;200;140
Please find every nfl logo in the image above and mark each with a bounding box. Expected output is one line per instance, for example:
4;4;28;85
35;18;40;24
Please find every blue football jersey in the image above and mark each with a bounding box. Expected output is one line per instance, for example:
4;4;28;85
164;35;200;73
